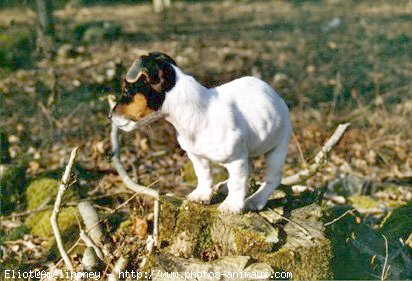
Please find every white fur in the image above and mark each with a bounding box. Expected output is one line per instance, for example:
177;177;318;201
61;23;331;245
114;66;292;213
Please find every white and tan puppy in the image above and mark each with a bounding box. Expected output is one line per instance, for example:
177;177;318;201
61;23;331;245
110;52;291;213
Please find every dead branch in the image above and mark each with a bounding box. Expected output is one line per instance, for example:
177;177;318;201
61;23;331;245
78;201;104;246
50;147;78;272
109;96;160;246
324;209;355;226
108;255;128;281
79;230;104;261
381;234;389;280
281;123;350;186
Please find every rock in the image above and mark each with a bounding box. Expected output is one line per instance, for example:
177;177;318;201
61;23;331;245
381;201;412;241
154;195;333;280
325;205;412;279
327;174;375;196
151;254;273;281
0;164;25;215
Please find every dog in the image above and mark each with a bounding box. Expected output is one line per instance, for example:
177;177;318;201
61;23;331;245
110;52;291;213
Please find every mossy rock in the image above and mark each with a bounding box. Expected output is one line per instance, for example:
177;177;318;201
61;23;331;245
257;203;332;280
0;164;26;215
25;207;82;257
324;205;411;279
25;177;77;211
157;195;332;280
381;201;412;241
150;254;274;281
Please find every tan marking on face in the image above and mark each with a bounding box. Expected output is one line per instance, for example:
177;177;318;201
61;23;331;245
115;94;154;121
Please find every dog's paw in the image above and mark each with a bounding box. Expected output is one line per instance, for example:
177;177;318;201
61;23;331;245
212;180;228;195
245;195;268;211
217;199;244;214
187;188;213;204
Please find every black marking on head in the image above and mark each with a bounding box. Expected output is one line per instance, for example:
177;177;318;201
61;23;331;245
120;52;177;111
121;78;165;110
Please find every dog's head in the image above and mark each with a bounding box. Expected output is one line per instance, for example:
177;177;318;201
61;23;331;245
110;52;177;131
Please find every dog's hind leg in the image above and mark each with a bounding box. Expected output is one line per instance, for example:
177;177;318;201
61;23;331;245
213;160;252;196
245;140;289;211
187;152;214;204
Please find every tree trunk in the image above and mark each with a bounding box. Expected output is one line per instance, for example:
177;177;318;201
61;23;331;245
36;0;54;37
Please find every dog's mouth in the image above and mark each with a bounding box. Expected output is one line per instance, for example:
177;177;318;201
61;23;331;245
111;112;164;132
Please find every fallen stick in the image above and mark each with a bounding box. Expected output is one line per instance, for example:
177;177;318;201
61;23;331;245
281;123;350;186
79;230;105;261
109;97;160;246
50;147;78;272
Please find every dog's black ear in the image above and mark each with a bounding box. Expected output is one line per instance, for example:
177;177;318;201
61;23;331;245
125;58;146;83
149;52;177;66
125;53;176;93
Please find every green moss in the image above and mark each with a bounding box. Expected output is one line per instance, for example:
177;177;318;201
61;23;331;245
25;178;77;211
258;240;332;280
213;213;278;256
25;207;81;257
349;195;380;210
0;164;25;215
155;196;333;279
0;26;35;73
159;195;183;244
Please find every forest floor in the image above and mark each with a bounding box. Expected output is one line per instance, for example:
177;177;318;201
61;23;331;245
0;0;411;279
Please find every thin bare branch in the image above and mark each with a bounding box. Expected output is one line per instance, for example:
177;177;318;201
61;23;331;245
50;147;78;272
381;234;389;280
324;209;355;226
282;123;350;186
110;104;161;246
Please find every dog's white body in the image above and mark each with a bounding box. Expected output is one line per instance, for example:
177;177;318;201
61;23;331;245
114;66;291;213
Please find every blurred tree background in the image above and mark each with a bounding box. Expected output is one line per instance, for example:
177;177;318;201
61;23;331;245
0;0;411;279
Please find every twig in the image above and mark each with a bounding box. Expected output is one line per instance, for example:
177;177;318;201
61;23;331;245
111;123;159;198
281;123;350;186
110;104;160;246
108;255;128;281
292;132;307;167
270;208;313;238
324;209;355;226
381;234;389;280
50;147;78;272
79;230;104;261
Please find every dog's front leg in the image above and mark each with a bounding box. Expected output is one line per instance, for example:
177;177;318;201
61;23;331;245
218;156;249;214
186;152;214;204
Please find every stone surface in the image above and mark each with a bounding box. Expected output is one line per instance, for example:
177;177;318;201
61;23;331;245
153;194;333;280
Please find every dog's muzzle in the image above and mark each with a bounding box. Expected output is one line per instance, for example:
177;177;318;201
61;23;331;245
111;111;164;132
